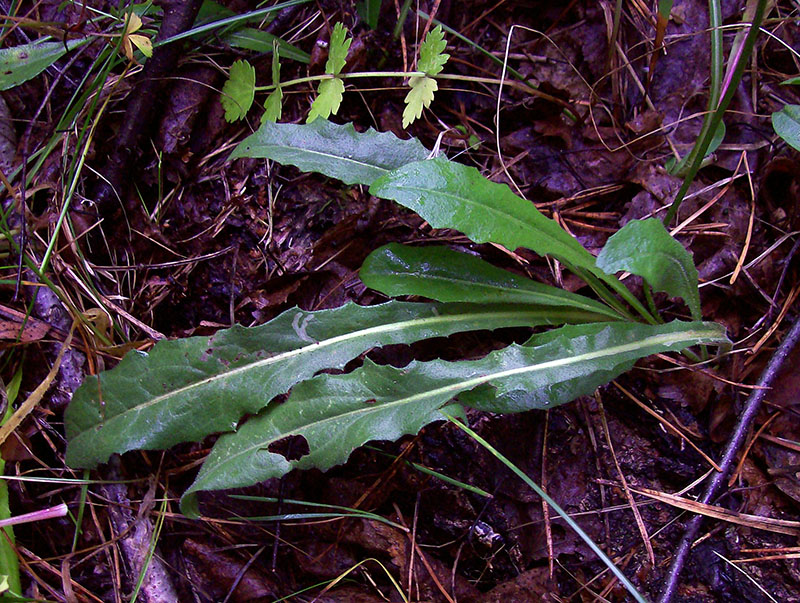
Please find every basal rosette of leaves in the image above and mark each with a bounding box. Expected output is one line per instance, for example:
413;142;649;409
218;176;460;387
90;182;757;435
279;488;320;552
65;120;728;521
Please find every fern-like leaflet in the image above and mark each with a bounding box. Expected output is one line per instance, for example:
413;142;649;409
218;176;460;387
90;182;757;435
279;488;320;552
308;22;352;122
403;25;449;127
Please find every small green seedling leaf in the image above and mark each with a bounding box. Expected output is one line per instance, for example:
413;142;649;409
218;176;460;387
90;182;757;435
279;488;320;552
271;40;281;85
230;120;429;185
596;218;701;320
221;59;256;121
326;22;351;75
0;38;88;90
417;25;449;75
782;76;800;85
307;77;345;122
403;75;437;127
772;105;800;152
261;88;283;123
261;41;282;123
401;26;449;127
306;22;351;122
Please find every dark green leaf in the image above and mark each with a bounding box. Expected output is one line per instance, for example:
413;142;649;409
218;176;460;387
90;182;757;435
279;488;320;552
229;120;429;185
221;59;255;121
181;319;727;516
65;301;572;469
596;218;701;319
0;39;88;91
370;157;598;271
360;243;621;320
773;105;800;152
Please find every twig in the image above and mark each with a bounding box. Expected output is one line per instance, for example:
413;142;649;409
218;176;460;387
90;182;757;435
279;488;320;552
657;312;800;602
101;459;178;603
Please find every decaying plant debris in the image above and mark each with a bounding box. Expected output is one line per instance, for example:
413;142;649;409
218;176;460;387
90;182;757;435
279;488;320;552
0;0;799;601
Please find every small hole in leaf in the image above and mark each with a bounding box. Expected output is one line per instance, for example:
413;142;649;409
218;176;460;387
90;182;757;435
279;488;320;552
267;434;309;461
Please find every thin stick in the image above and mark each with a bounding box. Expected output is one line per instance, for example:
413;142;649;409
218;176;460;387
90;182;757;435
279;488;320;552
657;312;800;602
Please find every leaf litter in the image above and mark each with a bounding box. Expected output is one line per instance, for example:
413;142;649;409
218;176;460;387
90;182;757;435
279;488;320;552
1;1;800;601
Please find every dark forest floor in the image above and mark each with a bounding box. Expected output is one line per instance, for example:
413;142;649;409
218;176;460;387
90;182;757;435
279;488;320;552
0;0;799;601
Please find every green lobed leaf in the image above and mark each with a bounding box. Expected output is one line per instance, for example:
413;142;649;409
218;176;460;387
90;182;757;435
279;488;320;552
403;76;437;128
596;218;701;320
360;243;622;320
261;87;283;123
0;38;88;91
65;301;579;469
223;28;310;63
221;59;256;121
370;157;599;272
181;319;727;516
229;120;429;185
417;25;449;76
772;105;800;152
307;77;344;122
325;22;351;75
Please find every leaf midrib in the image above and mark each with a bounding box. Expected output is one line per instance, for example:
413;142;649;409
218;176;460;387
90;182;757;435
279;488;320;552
248;143;392;177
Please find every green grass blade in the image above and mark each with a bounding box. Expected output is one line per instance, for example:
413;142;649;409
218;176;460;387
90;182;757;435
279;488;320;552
664;0;768;223
154;0;312;47
223;28;310;63
444;415;649;603
0;370;22;597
